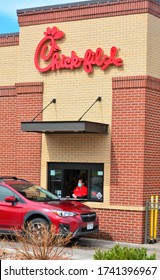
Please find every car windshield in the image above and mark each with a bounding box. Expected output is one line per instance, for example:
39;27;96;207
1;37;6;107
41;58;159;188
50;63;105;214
11;182;58;202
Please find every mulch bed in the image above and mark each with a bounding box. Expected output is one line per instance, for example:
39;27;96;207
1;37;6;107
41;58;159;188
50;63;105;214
0;248;20;259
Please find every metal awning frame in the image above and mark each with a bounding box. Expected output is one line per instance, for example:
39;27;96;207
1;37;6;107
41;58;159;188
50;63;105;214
21;121;108;134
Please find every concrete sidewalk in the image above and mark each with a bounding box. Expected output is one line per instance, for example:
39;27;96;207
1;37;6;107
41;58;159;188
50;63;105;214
71;238;160;260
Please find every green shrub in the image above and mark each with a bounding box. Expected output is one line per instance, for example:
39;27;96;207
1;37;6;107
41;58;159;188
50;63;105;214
93;244;156;260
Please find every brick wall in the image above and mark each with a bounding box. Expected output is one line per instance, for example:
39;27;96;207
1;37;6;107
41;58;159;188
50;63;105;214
17;0;160;26
111;76;146;207
144;79;160;201
95;208;145;243
0;82;43;184
0;86;17;175
111;76;160;206
0;34;19;47
92;75;160;243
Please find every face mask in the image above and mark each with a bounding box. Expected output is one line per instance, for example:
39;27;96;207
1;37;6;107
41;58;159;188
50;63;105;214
78;182;82;187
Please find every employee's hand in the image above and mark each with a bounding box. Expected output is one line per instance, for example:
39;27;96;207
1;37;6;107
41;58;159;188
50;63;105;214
72;194;77;198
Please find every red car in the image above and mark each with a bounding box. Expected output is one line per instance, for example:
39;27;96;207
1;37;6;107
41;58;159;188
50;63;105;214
0;177;99;238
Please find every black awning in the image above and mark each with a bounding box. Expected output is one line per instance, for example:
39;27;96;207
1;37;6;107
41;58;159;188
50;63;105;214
21;121;108;134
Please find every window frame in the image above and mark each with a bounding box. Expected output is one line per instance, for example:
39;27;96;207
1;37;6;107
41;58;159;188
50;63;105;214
48;162;104;202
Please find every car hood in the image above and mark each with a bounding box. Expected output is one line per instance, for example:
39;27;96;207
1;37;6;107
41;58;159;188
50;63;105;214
30;199;93;214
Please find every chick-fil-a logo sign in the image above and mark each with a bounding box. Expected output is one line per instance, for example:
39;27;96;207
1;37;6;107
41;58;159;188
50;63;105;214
34;26;123;74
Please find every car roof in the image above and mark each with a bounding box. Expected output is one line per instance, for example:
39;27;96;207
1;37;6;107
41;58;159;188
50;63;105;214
0;176;28;181
0;176;29;186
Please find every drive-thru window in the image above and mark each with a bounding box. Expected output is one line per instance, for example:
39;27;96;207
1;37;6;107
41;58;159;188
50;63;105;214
48;162;103;202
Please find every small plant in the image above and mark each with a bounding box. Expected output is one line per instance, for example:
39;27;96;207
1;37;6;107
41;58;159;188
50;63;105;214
93;244;156;260
9;225;74;260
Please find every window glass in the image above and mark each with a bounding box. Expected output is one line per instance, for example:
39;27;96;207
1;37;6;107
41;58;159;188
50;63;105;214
0;185;15;201
50;169;63;197
11;183;58;201
89;170;103;201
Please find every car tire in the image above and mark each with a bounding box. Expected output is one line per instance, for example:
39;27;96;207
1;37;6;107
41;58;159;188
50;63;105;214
27;218;50;241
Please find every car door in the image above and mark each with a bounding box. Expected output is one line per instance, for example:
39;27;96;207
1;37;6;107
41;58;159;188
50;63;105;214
0;185;24;231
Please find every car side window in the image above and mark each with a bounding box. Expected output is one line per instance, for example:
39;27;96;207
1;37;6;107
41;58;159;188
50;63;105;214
0;185;17;201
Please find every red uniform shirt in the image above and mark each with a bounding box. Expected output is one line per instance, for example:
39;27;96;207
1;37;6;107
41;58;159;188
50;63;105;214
73;185;88;198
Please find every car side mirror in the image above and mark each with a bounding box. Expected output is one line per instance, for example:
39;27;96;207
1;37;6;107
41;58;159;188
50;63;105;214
5;196;17;205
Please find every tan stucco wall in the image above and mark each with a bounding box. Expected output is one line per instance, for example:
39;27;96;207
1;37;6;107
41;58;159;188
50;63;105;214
147;14;160;78
0;46;19;85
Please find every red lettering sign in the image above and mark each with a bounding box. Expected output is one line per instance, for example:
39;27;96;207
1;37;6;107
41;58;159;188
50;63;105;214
34;26;123;74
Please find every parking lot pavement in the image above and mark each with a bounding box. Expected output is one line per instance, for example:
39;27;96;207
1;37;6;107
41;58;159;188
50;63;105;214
72;238;160;260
